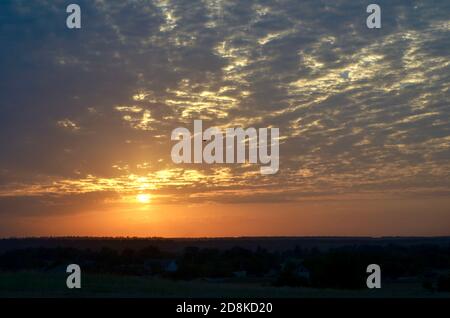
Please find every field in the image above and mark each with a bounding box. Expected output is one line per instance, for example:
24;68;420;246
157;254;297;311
1;237;450;298
1;271;449;298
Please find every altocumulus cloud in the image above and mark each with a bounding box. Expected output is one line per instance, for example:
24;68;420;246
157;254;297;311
0;0;449;216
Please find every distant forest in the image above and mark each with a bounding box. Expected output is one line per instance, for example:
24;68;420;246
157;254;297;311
0;237;449;291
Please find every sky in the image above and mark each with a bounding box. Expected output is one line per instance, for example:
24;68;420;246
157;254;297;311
0;0;449;237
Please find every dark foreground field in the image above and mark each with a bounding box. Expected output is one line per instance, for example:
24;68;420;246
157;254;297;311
0;237;449;298
1;272;449;298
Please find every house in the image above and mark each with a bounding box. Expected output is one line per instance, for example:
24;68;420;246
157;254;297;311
232;270;247;278
165;260;178;273
143;259;178;274
295;264;310;279
281;259;311;279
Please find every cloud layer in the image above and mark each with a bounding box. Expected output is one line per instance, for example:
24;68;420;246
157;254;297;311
0;0;449;219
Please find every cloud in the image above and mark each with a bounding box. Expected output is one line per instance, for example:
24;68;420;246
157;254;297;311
0;0;449;217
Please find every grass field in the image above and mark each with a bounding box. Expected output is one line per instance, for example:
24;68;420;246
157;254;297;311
1;271;449;298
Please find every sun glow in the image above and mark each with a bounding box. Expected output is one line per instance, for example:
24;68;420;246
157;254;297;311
136;193;151;204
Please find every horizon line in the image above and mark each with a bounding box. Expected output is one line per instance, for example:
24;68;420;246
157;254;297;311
2;235;450;240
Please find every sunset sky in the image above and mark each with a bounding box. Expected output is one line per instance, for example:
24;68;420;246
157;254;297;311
0;0;449;237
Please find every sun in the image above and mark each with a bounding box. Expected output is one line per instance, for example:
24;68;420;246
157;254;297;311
136;193;151;204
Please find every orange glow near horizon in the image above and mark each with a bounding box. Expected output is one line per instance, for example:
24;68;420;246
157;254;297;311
2;198;450;238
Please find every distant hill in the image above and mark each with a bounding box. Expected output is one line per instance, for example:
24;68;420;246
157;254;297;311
1;236;450;254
